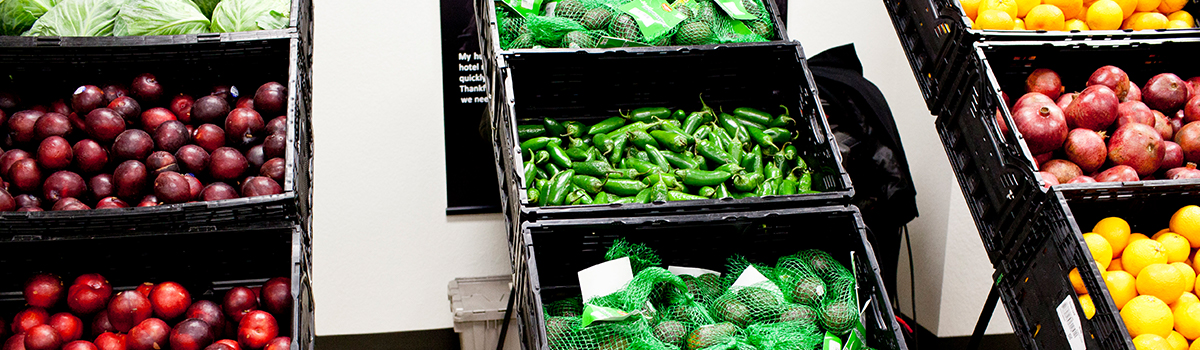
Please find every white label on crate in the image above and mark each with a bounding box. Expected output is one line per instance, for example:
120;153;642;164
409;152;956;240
578;257;633;301
730;266;782;295
1057;296;1086;350
667;266;722;277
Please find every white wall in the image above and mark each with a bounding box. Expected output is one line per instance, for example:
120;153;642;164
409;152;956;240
310;0;1012;338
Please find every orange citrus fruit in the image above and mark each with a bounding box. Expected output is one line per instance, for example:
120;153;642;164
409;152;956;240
1026;4;1068;29
1172;292;1199;314
1015;18;1028;28
1085;233;1115;269
1172;206;1200;247
1135;334;1175;350
1159;0;1188;13
1167;10;1193;23
1018;0;1044;16
1136;0;1162;12
1080;294;1097;319
1128;12;1169;29
974;9;1017;29
980;0;1021;17
1114;0;1139;17
1071;267;1089;294
1044;0;1086;18
1177;302;1200;340
1169;19;1194;28
1123;295;1175;337
1172;262;1197;292
1158;233;1192;263
1168;331;1189;350
963;0;984;19
1108;270;1140;309
1139;263;1189;304
1126;239;1171;276
1095;217;1133;257
1112;258;1125;271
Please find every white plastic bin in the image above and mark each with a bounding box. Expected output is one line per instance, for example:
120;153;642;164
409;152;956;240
448;275;520;350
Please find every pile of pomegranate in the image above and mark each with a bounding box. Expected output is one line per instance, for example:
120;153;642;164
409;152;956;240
3;273;292;350
0;74;290;212
1004;65;1200;186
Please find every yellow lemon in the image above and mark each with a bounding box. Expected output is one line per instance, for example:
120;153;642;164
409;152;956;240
1015;18;1028;28
1018;0;1043;16
1172;262;1197;292
1127;239;1171;276
1080;294;1097;319
1071;267;1089;294
1139;263;1189;304
1169;19;1194;28
1109;270;1140;309
1177;302;1200;340
1085;233;1115;270
974;9;1017;29
1172;292;1199;314
1123;295;1175;338
1135;334;1175;350
1096;217;1133;257
1159;0;1188;13
963;0;984;19
1169;331;1189;350
1114;0;1139;17
1177;206;1200;247
980;0;1021;17
1159;233;1192;263
1136;0;1162;12
1133;233;1153;243
1026;4;1068;29
1112;258;1125;271
1167;10;1194;23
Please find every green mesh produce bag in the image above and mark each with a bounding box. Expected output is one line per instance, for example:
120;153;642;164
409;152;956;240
496;0;777;49
777;250;859;335
605;239;663;274
546;267;701;350
744;319;822;350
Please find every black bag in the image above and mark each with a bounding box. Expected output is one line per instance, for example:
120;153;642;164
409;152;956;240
808;44;918;303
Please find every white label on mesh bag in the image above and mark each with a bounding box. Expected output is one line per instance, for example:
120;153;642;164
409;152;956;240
578;257;634;301
731;266;783;295
667;266;722;277
1056;296;1086;350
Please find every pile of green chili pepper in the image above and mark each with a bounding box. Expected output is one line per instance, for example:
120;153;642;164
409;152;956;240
516;98;817;207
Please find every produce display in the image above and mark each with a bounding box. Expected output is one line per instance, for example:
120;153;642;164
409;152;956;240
961;0;1195;31
1;273;291;350
0;0;291;37
495;0;777;50
518;100;818;206
1067;206;1200;349
0;75;291;212
1003;65;1200;185
542;240;873;350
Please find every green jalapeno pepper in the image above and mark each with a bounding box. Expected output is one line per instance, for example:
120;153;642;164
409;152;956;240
547;143;572;169
662;150;699;169
546;170;574;206
644;145;670;172
518;125;545;140
778;179;797;195
588;117;626;135
628;130;660;150
732;172;763;192
543;118;565;136
572;160;616;177
667;191;707;201
696;139;735;165
571;175;605;194
605;179;647;197
625;107;672;123
650;130;690;153
714;183;732;199
675;169;733;186
698;186;716;198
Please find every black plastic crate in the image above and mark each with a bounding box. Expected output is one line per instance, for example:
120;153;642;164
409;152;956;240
0;223;313;349
491;43;854;248
936;38;1200;266
0;0;311;48
995;184;1200;350
513;206;907;350
883;0;1200;113
0;35;313;240
474;0;794;79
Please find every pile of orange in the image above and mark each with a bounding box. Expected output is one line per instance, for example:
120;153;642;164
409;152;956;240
1071;205;1200;350
961;0;1195;31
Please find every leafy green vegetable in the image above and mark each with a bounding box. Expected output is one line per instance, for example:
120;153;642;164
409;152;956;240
190;0;219;18
24;0;119;36
0;0;59;35
115;0;210;36
209;0;288;33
